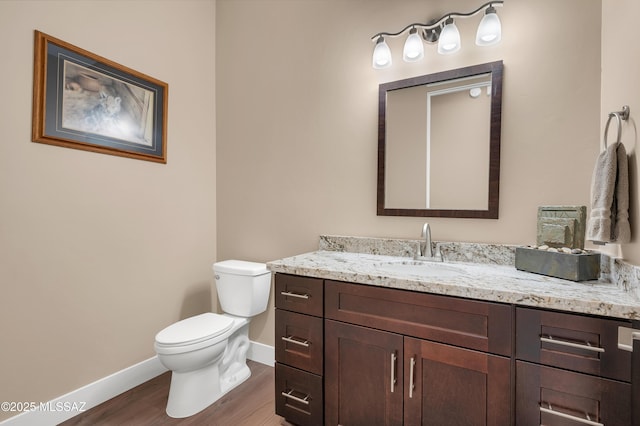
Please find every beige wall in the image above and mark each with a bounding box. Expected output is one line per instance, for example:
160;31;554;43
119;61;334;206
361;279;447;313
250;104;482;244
602;0;640;264
216;0;604;347
0;0;216;421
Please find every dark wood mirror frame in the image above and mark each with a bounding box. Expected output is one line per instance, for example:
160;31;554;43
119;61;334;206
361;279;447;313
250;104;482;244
377;60;503;219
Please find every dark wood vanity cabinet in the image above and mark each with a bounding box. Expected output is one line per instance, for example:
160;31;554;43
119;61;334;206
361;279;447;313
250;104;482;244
324;320;404;425
403;337;511;425
274;274;324;426
274;273;639;426
323;321;511;426
515;307;634;426
324;280;513;425
516;362;631;426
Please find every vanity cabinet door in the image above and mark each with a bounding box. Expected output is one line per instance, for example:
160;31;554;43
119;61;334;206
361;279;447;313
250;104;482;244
516;361;631;426
404;337;511;426
325;319;404;426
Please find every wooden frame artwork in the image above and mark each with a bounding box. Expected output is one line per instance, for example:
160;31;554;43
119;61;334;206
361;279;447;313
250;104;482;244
32;30;168;163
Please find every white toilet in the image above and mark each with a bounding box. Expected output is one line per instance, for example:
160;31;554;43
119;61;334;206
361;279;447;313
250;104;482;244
154;260;272;418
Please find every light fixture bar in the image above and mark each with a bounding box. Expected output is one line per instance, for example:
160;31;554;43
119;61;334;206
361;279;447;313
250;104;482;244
370;1;503;41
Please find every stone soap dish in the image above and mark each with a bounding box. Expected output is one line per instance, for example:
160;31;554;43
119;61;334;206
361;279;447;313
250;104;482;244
515;246;600;282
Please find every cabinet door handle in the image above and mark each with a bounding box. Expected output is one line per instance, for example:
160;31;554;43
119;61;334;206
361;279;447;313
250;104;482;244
281;389;310;405
390;352;397;393
280;291;310;299
281;335;310;347
540;335;605;353
540;403;603;426
408;356;416;399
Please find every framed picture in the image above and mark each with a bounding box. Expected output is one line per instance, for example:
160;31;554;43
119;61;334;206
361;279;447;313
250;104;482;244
32;30;168;163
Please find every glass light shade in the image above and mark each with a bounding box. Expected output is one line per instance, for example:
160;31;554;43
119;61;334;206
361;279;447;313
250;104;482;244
403;29;424;62
437;20;461;55
476;8;502;46
372;37;392;69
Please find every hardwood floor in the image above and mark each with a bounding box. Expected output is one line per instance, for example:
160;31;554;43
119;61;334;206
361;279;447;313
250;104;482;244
60;361;289;426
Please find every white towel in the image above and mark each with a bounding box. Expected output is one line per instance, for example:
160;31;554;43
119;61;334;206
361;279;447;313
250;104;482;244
586;141;631;244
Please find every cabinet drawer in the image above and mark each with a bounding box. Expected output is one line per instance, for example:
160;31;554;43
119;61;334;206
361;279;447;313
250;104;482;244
275;309;323;374
516;307;632;382
325;280;512;356
275;363;323;426
275;274;323;316
516;361;631;426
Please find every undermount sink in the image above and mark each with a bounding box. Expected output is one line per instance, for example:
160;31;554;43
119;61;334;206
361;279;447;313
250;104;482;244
373;260;468;278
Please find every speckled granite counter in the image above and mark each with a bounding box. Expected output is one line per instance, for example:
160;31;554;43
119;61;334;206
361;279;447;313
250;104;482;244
267;236;640;320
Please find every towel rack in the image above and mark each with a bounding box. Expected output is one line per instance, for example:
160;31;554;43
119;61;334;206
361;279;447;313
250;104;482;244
603;105;630;149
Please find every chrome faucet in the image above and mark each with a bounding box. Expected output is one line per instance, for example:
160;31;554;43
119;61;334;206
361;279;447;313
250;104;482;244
420;222;433;258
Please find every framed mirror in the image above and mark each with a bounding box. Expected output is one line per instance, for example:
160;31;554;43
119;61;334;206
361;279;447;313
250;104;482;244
377;60;503;218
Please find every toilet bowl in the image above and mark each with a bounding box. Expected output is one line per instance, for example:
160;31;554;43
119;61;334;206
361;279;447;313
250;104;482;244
154;260;271;418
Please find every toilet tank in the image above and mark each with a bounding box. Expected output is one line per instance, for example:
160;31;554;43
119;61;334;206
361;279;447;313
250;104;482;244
212;260;272;317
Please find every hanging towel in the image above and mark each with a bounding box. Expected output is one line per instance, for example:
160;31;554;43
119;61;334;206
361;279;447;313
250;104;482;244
586;141;631;244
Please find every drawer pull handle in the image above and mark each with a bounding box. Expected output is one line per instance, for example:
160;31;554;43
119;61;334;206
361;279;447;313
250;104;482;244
280;291;310;299
390;352;397;393
282;389;310;405
408;356;416;399
540;335;605;353
281;335;310;347
540;403;603;426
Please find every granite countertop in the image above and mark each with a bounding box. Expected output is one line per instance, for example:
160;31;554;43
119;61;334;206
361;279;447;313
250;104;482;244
266;236;640;320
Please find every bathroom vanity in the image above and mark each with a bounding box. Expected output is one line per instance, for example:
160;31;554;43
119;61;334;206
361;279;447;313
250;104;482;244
269;236;640;426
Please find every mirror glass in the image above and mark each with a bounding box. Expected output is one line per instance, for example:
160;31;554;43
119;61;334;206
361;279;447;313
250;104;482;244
377;61;503;218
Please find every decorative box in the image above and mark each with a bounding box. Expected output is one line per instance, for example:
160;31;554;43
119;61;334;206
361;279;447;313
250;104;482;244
515;247;600;282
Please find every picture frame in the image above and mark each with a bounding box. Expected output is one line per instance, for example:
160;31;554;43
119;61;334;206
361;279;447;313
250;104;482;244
32;30;168;163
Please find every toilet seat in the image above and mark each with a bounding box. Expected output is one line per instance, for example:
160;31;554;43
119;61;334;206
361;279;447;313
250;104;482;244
155;313;234;353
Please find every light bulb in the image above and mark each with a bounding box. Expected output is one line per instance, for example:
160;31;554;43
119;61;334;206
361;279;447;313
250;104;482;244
372;37;392;69
403;28;424;62
476;6;502;46
437;18;460;55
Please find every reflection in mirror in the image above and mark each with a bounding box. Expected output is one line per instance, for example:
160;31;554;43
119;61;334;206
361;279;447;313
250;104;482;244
377;61;503;218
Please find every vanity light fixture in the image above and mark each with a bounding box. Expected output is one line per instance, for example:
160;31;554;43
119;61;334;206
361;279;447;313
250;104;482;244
372;1;503;69
437;18;461;55
372;36;393;69
476;5;502;46
403;27;424;62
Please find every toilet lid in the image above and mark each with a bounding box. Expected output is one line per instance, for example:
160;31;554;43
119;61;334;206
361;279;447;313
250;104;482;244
155;313;234;346
213;259;268;276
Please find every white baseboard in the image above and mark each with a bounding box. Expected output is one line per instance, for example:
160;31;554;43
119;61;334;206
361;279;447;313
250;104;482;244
247;340;275;366
0;341;275;426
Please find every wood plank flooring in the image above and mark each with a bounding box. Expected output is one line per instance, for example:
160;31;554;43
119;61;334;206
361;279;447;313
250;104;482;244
60;361;289;426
